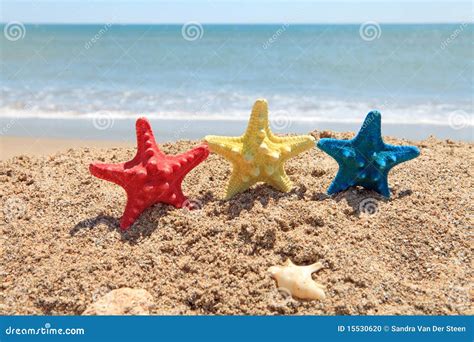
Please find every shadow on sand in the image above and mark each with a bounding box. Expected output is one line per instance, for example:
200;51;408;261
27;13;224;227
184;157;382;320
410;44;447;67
223;184;308;219
70;186;413;243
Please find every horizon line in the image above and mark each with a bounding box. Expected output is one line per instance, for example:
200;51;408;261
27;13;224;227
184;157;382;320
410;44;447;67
0;21;470;25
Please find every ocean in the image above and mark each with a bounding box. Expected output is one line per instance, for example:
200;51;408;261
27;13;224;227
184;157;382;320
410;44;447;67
1;23;473;140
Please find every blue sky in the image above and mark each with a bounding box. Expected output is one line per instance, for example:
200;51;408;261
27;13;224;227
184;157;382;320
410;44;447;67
1;0;472;24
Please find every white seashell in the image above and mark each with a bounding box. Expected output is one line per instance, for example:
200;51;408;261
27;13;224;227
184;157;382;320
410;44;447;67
268;259;325;300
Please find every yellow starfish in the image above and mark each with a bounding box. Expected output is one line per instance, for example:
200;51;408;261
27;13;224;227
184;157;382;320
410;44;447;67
205;99;315;199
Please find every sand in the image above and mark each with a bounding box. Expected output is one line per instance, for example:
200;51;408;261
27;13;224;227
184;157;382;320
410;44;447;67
0;131;472;315
0;136;132;160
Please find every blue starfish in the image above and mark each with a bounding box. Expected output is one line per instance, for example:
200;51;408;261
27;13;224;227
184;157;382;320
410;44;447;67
317;111;420;198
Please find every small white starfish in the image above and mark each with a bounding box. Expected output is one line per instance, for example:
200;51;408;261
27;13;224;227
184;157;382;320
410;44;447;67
268;259;326;300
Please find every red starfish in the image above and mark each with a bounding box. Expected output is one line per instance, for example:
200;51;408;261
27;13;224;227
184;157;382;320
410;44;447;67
89;117;209;230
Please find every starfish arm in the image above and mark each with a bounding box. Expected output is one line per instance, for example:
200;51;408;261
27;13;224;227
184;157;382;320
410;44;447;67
266;168;293;193
383;144;420;167
205;135;243;162
274;135;315;160
161;187;187;208
317;138;354;162
353;111;384;147
368;145;418;198
326;167;355;195
304;262;324;275
313;282;326;290
359;171;390;198
243;99;270;139
152;146;209;207
368;145;420;177
375;176;391;198
89;162;129;187
225;167;256;199
172;144;210;179
119;192;151;229
134;117;161;160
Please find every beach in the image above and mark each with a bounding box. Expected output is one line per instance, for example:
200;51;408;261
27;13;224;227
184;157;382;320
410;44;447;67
1;22;472;317
0;136;133;160
1;117;473;146
1;130;472;315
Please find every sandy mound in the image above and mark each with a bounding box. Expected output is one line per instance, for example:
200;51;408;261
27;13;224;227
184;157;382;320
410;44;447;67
0;131;472;315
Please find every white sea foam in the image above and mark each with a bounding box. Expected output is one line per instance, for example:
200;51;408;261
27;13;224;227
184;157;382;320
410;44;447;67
0;104;472;127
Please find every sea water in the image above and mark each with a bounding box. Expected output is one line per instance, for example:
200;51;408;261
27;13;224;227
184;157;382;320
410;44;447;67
0;24;472;138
